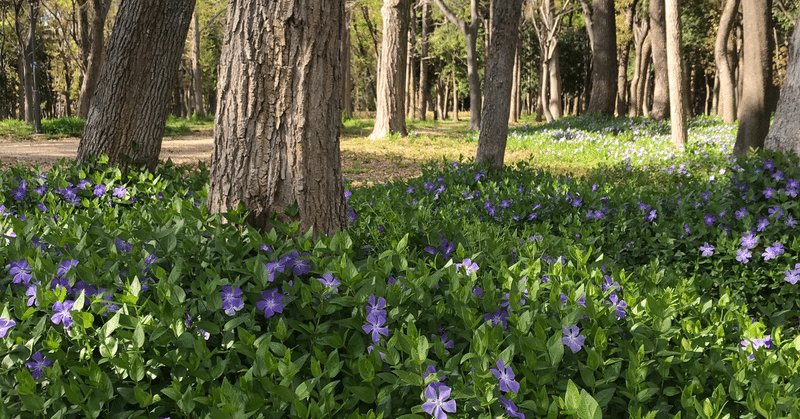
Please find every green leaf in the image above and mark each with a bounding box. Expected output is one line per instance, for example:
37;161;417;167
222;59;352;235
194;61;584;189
565;379;580;414
577;389;602;419
394;369;424;386
548;333;564;367
133;322;145;348
102;311;121;338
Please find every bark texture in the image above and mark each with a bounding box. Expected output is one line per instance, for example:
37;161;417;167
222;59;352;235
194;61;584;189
585;0;617;115
191;10;204;116
416;2;430;121
77;0;194;171
369;0;410;139
765;13;800;156
733;0;773;155
76;0;111;119
665;0;686;149
714;0;740;124
649;0;669;121
476;0;523;170
208;0;347;236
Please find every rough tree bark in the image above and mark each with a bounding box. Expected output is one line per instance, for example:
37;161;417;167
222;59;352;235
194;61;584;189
435;0;482;130
476;0;523;170
733;0;773;155
208;0;347;236
649;0;669;121
369;0;410;139
765;13;800;156
665;0;686;149
76;0;111;119
584;0;617;115
77;0;195;171
191;10;204;116
714;0;740;124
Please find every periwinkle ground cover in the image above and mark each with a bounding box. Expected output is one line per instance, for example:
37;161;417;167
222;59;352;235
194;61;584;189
0;116;798;418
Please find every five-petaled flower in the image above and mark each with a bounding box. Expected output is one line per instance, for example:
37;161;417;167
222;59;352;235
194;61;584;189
700;243;714;257
491;359;520;393
51;300;75;327
499;395;525;419
256;289;284;318
762;242;784;261
317;273;341;289
362;309;389;344
455;258;479;275
421;382;457;419
220;285;244;316
0;317;16;337
608;292;628;320
112;185;128;198
26;352;52;379
562;324;585;353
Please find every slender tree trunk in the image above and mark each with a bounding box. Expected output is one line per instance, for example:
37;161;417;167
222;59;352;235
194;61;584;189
649;0;669;121
630;17;649;117
766;13;800;156
370;0;410;139
416;2;430;120
343;7;354;119
616;1;636;116
406;9;416;118
191;10;204;116
585;0;617;115
452;62;459;121
715;0;740;123
77;0;195;171
209;0;347;235
509;29;522;123
665;0;686;149
734;0;773;155
476;0;523;169
548;48;563;118
77;0;110;119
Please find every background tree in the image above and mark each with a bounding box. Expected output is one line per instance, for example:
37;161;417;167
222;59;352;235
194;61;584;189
75;0;111;119
530;0;575;122
628;1;649;117
77;0;195;171
733;0;773;155
369;0;410;139
649;0;669;121
714;0;739;123
434;0;482;130
584;0;618;115
208;0;347;235
190;9;204;116
665;0;686;149
476;0;523;169
765;12;800;156
416;0;430;120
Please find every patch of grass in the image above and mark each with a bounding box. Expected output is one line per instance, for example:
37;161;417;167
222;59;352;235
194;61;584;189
41;116;85;137
0;119;34;138
165;113;214;136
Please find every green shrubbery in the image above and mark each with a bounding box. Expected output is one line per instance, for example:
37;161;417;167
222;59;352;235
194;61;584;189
0;117;799;418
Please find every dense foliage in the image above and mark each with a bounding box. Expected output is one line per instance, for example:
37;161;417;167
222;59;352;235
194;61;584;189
1;117;799;418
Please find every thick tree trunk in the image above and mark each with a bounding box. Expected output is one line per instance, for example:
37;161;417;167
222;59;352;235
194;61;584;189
369;0;410;139
77;0;194;171
191;10;204;116
616;1;636;116
665;0;686;149
585;0;617;115
765;13;800;156
649;0;669;121
209;0;347;236
548;49;563;119
435;0;482;130
77;0;110;119
715;0;740;124
734;0;773;154
416;2;430;121
476;0;523;169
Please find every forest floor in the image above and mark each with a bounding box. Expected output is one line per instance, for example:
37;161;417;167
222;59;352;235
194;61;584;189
0;122;540;187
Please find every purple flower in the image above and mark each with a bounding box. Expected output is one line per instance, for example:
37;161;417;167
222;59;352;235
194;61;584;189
112;185;128;198
292;256;311;276
684;224;692;235
763;187;776;199
33;184;47;196
12;179;27;200
220;285;244;316
647;209;657;222
93;184;106;197
736;248;752;264
455;258;479;275
7;259;33;284
700;243;715;257
51;300;75;327
785;215;798;228
25;283;38;307
562;325;585;353
0;317;16;337
317;273;340;288
756;217;770;232
256;289;284;318
762;242;784;261
26;352;52;379
362;309;388;344
704;214;716;226
784;266;800;285
423;364;446;381
484;309;510;330
741;232;758;249
734;208;749;220
57;259;79;277
115;238;132;252
366;294;386;314
499;395;525;419
609;292;628;319
601;275;620;292
422;383;457;419
491;359;520;393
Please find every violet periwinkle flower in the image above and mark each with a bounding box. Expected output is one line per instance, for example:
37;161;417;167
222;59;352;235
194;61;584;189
112;185;128;198
422;382;457;419
484;309;510;330
784;264;800;285
741;232;758;249
736;248;752;264
700;243;715;257
220;285;244;316
609;292;628;320
7;259;33;285
26;352;52;379
317;273;340;289
0;317;16;337
93;184;106;197
562;325;585;353
762;242;785;261
456;258;479;275
491;359;520;393
256;289;284;318
362;309;388;344
366;294;386;314
51;300;75;327
499;395;525;419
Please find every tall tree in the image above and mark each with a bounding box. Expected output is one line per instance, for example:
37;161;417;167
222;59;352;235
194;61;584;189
208;0;347;235
714;0;740;124
191;9;204;116
476;0;523;169
765;12;800;156
416;1;430;121
369;0;410;139
665;0;686;149
649;0;669;121
435;0;482;130
733;0;773;155
76;0;111;119
77;0;195;171
530;0;573;122
629;8;649;117
583;0;617;115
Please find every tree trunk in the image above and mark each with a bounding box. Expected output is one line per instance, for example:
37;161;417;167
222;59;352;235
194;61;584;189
715;0;740;124
77;0;110;119
665;0;686;150
435;0;482;130
406;8;416;118
369;0;410;139
191;10;204;116
734;0;773;155
630;15;650;117
77;0;195;171
548;48;563;118
452;61;459;121
416;2;430;121
509;28;522;123
765;13;800;156
616;1;636;116
649;0;669;121
343;7;354;119
476;0;523;169
209;0;347;236
585;0;617;115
